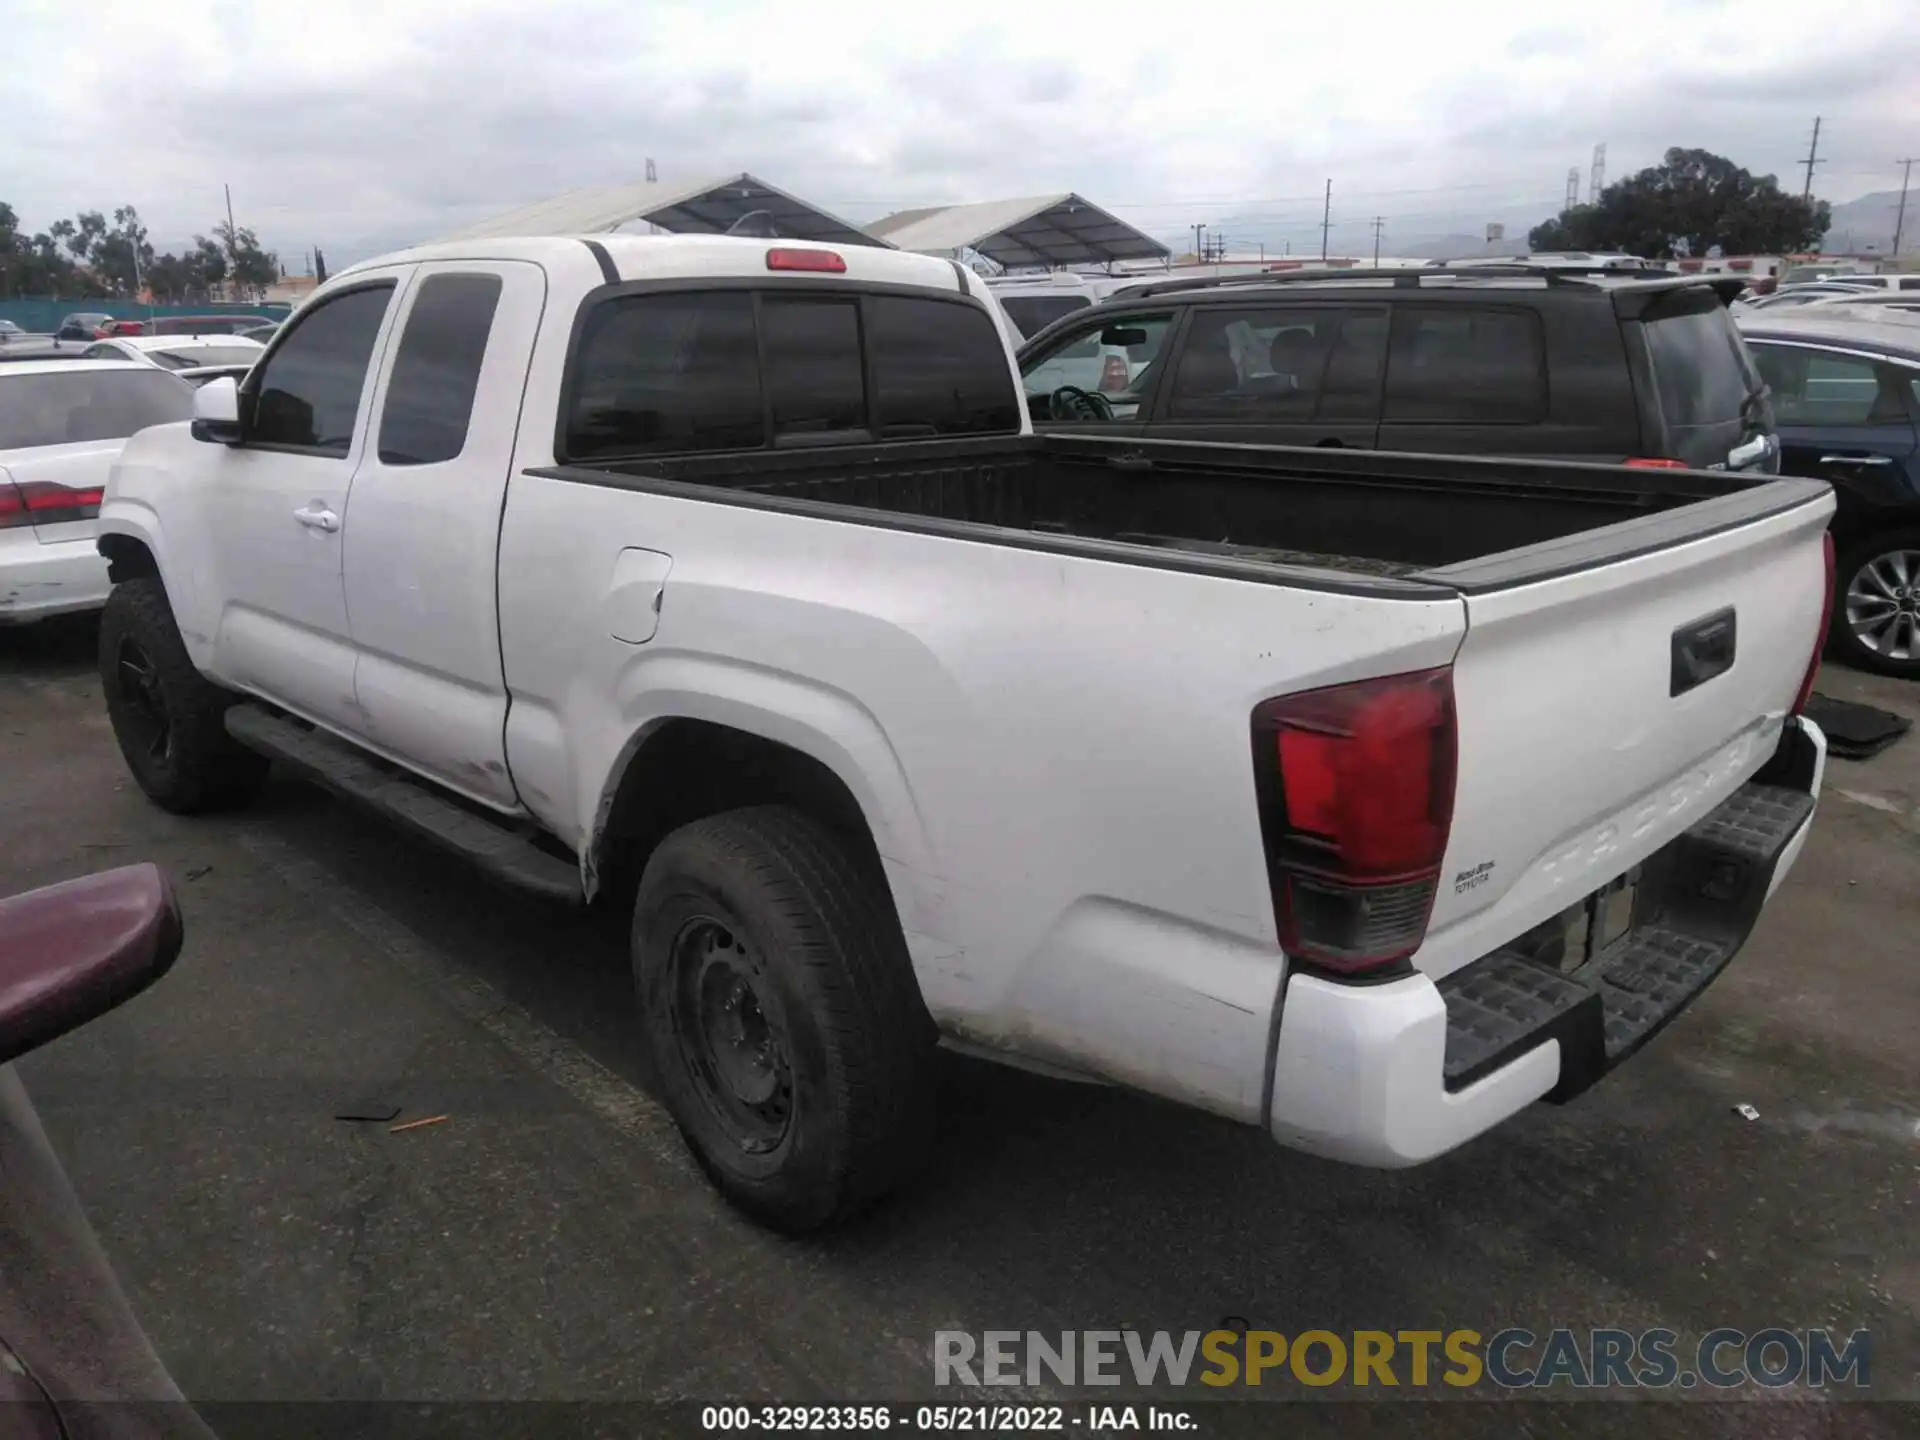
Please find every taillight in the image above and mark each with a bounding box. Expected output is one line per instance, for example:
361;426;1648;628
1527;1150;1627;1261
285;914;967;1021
0;481;103;528
1625;457;1688;469
1098;355;1130;393
1791;531;1835;717
766;247;846;274
1251;668;1458;974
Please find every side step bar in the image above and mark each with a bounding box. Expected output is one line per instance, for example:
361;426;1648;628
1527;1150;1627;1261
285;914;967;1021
224;706;583;905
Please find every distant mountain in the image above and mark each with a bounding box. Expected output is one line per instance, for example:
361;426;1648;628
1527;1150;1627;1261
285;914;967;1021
1184;186;1914;262
1821;189;1909;255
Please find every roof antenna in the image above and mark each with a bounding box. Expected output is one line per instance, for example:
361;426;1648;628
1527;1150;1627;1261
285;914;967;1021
726;210;782;239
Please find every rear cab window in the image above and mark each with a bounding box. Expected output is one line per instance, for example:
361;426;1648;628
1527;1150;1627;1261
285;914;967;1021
561;288;1019;461
0;369;193;450
1636;291;1765;468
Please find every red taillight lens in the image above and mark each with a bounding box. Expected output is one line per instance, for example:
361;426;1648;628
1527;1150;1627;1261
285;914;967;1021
1625;457;1688;469
1792;531;1835;717
766;247;847;274
1252;668;1458;974
1;481;103;528
1098;355;1130;393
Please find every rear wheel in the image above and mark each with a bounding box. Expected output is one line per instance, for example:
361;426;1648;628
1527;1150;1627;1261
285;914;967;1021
632;805;936;1233
1832;531;1920;680
99;578;269;813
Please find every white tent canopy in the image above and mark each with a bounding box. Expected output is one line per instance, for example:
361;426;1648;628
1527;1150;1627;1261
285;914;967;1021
432;173;890;248
866;194;1170;269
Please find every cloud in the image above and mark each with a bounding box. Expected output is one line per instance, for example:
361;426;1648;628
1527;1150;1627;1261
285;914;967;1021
4;0;1916;266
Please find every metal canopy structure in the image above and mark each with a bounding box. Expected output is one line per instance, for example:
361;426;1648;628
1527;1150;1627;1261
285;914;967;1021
866;193;1170;268
433;173;891;248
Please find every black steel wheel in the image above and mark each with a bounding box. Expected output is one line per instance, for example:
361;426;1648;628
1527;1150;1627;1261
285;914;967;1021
632;805;936;1233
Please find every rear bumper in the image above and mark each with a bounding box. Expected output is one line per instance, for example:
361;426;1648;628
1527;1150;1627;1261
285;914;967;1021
0;536;110;624
1266;716;1826;1167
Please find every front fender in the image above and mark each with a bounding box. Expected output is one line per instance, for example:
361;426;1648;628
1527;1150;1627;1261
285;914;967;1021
96;422;212;662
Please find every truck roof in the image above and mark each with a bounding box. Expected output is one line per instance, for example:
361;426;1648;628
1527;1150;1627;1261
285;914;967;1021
338;233;975;294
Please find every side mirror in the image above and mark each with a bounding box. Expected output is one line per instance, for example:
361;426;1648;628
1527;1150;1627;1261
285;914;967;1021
0;865;183;1067
189;376;243;445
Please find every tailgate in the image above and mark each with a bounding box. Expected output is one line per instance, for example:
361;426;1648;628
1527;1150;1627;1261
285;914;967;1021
1413;480;1833;978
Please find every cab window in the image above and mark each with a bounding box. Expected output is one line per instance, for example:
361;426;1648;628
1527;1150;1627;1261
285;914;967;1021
1019;312;1175;423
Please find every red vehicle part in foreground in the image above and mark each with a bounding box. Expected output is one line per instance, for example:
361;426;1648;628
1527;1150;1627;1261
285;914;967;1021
0;865;217;1439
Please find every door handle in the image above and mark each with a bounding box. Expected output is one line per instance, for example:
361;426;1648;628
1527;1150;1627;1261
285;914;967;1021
1818;453;1893;467
293;504;340;532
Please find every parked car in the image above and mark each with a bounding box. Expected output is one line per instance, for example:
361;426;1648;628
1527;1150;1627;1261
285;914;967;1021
0;320;24;345
52;313;114;344
98;234;1831;1232
1735;284;1881;314
239;322;281;344
1;360;194;625
1792;273;1920;293
1015;264;1779;471
0;863;217;1438
1736;311;1920;678
79;334;266;387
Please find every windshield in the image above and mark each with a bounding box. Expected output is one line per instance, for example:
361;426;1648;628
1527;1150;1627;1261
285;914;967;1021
998;295;1091;341
0;368;193;449
152;344;263;370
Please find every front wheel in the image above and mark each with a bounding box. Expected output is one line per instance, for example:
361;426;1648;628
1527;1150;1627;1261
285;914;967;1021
99;578;269;813
632;805;936;1233
1832;531;1920;680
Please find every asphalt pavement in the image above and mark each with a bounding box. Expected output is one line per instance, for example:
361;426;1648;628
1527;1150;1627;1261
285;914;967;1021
1;615;1915;1436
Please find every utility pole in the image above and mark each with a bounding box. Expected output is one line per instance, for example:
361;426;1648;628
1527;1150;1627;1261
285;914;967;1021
1192;223;1206;262
1800;117;1823;199
1894;158;1916;257
1566;167;1580;211
1589;144;1606;204
224;183;239;303
1319;179;1332;262
1371;216;1385;266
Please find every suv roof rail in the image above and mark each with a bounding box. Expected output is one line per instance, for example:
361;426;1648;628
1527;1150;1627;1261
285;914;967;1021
1110;262;1688;300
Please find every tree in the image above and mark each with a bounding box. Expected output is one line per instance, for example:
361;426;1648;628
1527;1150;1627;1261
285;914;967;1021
87;205;156;295
1529;147;1831;257
214;218;279;300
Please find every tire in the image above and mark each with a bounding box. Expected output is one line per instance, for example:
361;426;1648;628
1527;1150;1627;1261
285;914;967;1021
1831;530;1920;680
98;578;270;813
632;805;936;1233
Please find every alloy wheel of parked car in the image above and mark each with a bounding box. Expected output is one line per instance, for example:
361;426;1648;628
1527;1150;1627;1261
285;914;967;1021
1835;533;1920;679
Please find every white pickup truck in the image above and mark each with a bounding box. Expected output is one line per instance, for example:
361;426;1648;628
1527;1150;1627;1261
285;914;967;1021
96;235;1835;1231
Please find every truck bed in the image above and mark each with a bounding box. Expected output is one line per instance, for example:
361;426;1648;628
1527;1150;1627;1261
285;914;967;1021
553;433;1776;583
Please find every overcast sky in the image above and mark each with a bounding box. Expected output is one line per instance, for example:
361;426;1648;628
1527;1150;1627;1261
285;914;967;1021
6;0;1917;266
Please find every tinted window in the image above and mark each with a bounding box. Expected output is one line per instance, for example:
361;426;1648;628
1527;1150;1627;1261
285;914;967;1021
1641;305;1753;428
0;369;192;449
869;296;1022;437
564;292;764;459
378;273;502;465
1317;311;1388;421
999;294;1090;340
248;284;394;453
1169;308;1381;421
1750;346;1902;427
1384;308;1546;423
761;297;866;440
